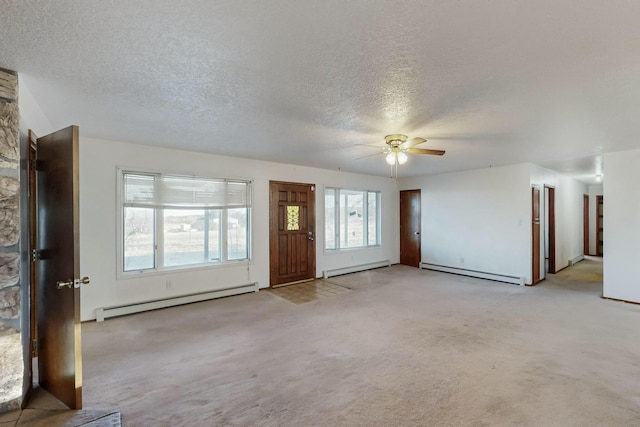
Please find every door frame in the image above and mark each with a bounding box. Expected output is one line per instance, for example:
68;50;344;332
24;130;38;407
583;194;589;255
531;185;541;285
268;180;316;287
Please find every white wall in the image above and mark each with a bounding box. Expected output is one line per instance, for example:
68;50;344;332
588;184;603;255
18;78;54;136
399;163;586;286
79;138;399;320
602;149;640;303
400;164;532;283
530;165;587;277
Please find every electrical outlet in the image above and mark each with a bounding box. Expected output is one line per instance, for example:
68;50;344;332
460;257;465;264
166;280;172;289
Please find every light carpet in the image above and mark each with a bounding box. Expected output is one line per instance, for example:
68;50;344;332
82;258;640;426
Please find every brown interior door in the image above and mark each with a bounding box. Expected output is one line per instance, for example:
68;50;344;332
269;181;316;286
532;186;541;285
36;125;84;409
400;189;421;267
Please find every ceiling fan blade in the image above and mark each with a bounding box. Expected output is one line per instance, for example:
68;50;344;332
406;137;426;148
406;148;445;156
356;143;384;148
355;151;384;160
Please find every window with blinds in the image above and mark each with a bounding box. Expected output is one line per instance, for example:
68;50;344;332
120;171;252;273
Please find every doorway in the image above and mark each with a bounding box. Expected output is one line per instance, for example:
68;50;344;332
269;181;316;286
400;189;421;267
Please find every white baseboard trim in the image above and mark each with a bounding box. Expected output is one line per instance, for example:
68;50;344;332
569;254;585;266
420;262;526;286
323;260;390;279
96;282;258;321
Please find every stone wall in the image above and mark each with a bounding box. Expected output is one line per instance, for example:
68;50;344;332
0;68;22;413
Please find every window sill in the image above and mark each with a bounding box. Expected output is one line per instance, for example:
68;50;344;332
117;259;253;280
323;245;382;255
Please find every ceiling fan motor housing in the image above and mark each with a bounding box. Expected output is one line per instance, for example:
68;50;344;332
385;134;408;149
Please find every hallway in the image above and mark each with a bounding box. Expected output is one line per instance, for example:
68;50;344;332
539;256;603;296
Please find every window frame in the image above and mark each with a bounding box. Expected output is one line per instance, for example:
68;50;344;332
324;186;381;251
116;168;253;278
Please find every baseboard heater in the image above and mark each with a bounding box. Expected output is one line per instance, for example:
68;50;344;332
95;282;258;322
420;262;526;286
323;260;390;279
569;254;585;266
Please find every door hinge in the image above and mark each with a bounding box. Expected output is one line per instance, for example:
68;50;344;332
31;249;40;262
32;339;37;353
30;159;41;171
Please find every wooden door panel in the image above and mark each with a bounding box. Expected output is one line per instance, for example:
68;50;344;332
278;235;287;275
36;126;83;409
270;182;316;286
400;190;421;267
299;234;309;272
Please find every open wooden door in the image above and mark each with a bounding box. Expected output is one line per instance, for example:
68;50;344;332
400;190;421;267
34;126;87;409
269;181;316;286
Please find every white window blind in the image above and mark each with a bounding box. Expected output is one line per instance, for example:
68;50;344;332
120;171;252;273
123;173;252;209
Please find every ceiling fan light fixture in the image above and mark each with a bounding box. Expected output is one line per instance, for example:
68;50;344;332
356;133;444;171
397;151;408;165
385;152;397;165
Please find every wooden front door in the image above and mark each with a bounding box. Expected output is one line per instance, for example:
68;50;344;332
269;181;316;286
35;126;85;409
400;189;421;267
532;185;541;285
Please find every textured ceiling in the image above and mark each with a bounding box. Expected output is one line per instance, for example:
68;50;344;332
2;0;640;182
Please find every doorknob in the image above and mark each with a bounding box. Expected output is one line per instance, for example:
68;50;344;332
56;277;90;289
56;279;73;289
414;232;420;235
308;231;314;241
